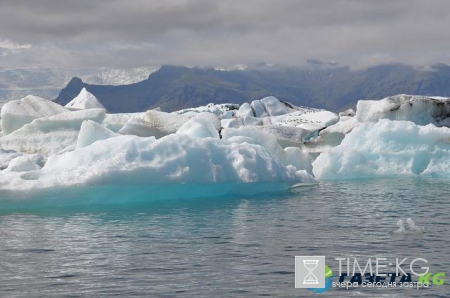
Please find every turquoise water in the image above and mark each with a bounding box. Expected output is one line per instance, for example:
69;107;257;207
0;178;449;297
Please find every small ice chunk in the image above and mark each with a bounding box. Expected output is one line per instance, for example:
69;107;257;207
259;96;290;116
235;102;254;118
394;218;424;234
250;99;268;118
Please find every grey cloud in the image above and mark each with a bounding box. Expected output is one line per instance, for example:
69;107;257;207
0;0;450;69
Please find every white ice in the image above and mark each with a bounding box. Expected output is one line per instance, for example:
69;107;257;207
0;109;105;155
312;119;450;179
1;95;68;135
76;120;118;149
394;218;424;234
2;92;450;196
356;94;450;126
65;88;106;111
119;110;191;138
175;103;239;119
176;113;220;138
0;133;314;192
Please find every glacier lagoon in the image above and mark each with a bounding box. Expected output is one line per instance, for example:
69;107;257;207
1;91;450;296
0;178;449;297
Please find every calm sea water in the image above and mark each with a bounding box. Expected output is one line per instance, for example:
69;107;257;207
0;178;449;297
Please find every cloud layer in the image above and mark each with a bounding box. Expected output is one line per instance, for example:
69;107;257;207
1;0;450;69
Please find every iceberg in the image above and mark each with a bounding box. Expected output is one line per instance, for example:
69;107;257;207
312;119;450;179
0;133;314;193
1;95;68;135
65;88;106;111
3;91;450;201
356;94;450;126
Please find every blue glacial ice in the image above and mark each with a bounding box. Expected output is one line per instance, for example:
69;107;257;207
1;91;450;203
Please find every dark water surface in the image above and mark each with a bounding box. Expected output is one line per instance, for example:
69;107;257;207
0;178;449;297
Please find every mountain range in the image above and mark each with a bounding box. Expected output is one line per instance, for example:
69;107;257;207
53;63;450;113
0;67;157;106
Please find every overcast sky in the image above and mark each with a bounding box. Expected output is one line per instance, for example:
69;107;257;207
1;0;450;69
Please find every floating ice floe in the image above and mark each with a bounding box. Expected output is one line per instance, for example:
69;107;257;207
394;218;424;234
65;88;106;111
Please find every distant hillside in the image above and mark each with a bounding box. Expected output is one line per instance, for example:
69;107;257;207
55;64;450;113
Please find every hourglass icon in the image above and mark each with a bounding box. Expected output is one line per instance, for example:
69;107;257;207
302;259;319;284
